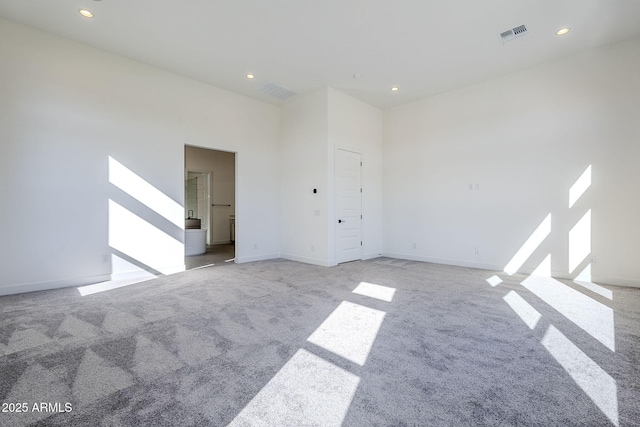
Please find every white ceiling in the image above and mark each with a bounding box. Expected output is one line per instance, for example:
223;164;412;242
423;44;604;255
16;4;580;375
2;0;640;109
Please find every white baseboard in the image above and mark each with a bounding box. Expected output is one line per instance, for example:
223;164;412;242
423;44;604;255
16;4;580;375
287;253;381;266
235;253;280;264
382;252;501;271
280;253;334;267
0;274;112;297
110;270;157;282
381;252;640;288
111;264;185;281
160;265;187;275
583;275;639;288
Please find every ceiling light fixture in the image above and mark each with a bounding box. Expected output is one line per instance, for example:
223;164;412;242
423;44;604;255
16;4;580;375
78;9;94;18
391;87;399;92
246;74;255;79
556;28;570;36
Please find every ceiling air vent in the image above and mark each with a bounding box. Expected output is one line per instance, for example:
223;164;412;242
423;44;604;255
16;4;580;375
258;81;297;101
499;24;528;43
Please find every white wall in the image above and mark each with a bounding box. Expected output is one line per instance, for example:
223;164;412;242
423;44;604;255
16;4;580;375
383;36;640;287
0;18;280;295
279;88;384;266
185;146;236;244
3;17;638;294
279;89;330;266
328;88;384;263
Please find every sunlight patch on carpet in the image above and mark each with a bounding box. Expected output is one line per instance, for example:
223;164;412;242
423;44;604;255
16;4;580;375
541;325;618;426
228;349;359;427
573;264;612;300
352;282;396;302
486;275;502;287
522;273;615;351
307;301;386;366
503;291;541;330
78;254;157;296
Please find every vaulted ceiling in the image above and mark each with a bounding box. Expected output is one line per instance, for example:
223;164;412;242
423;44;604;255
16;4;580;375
2;0;640;109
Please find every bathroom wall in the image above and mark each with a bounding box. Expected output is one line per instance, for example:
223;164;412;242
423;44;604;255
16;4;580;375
185;176;199;218
185;171;208;237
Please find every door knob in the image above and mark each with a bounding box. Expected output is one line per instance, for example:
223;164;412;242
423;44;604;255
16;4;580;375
338;219;344;223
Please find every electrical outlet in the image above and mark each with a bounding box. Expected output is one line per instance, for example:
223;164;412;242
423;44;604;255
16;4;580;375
412;242;417;249
591;256;597;264
474;247;480;255
311;245;315;251
253;243;258;249
102;254;109;263
468;184;473;190
475;184;481;190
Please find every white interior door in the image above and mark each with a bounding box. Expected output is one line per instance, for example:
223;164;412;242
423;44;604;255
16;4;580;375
336;149;362;263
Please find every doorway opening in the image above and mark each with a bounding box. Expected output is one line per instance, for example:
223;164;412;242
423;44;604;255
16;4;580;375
184;145;236;269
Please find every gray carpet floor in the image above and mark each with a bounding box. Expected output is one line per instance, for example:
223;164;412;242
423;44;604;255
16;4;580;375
0;258;638;426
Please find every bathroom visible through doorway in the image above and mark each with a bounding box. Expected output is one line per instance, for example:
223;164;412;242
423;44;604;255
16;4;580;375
184;145;237;269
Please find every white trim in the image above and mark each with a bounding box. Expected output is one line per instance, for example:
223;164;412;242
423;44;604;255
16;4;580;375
382;252;501;271
381;252;640;288
281;253;335;267
235;253;280;264
590;275;640;288
110;270;156;282
0;274;111;296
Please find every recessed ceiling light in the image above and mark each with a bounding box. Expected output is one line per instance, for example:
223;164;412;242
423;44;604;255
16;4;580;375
246;74;255;79
353;74;362;79
556;28;570;36
78;9;94;18
391;87;399;92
